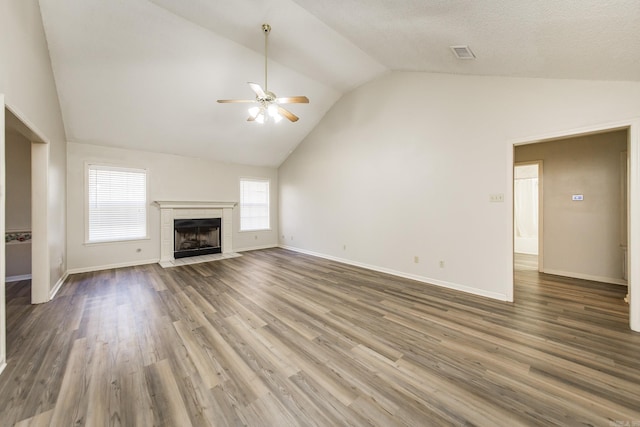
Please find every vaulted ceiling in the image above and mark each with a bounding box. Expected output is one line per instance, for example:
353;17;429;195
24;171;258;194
38;0;640;167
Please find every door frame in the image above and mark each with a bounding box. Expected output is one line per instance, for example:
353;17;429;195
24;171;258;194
31;141;49;303
507;118;640;332
4;105;50;304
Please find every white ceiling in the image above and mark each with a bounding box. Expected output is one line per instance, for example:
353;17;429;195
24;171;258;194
38;0;640;167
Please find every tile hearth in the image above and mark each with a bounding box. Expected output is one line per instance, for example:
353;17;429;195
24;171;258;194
159;252;241;268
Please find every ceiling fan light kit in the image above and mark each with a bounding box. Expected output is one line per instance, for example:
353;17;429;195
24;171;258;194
217;23;309;124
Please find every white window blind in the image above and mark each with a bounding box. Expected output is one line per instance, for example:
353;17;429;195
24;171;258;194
87;165;147;243
240;179;270;231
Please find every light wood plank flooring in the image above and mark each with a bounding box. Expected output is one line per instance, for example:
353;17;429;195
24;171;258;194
1;249;639;426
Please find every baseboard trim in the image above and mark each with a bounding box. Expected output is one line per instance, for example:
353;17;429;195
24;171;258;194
235;244;279;253
67;259;160;275
0;362;6;376
542;268;628;286
5;274;32;283
49;272;69;300
279;245;508;301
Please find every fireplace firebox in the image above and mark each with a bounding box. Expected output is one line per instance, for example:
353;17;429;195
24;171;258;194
174;218;221;259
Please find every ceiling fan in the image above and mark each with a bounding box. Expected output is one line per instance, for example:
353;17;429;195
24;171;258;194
217;24;309;123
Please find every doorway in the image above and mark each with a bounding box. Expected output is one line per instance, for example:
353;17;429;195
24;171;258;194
509;122;638;332
4;107;50;304
5;130;32;283
1;104;51;373
514;162;542;272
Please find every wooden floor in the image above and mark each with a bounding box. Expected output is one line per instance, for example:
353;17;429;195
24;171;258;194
1;249;639;426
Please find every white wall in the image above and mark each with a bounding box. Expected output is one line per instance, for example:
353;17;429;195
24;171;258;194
0;0;67;373
516;131;627;284
278;71;640;301
0;0;67;290
67;142;278;272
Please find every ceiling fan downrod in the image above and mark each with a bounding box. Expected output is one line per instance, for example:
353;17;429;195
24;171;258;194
262;23;271;92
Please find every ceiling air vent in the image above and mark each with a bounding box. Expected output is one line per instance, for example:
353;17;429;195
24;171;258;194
450;45;476;60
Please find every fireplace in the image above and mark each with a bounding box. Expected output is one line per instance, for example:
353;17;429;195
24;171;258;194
174;218;221;259
155;201;236;267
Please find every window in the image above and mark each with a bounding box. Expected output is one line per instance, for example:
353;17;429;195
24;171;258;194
240;178;270;231
87;164;147;243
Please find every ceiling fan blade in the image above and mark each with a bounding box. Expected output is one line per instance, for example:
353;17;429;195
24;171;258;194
217;99;255;103
248;82;266;98
278;106;299;122
275;96;309;104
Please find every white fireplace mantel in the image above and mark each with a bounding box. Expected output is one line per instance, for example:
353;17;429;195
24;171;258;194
155;201;237;265
155;201;236;210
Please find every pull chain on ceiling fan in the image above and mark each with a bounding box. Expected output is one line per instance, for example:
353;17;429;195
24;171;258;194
217;24;309;123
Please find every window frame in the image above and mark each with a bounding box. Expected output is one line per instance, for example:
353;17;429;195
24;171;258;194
239;177;271;232
84;163;150;245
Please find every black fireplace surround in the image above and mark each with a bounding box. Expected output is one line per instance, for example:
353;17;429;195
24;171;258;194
174;218;221;259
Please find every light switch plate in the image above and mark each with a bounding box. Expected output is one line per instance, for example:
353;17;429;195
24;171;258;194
489;193;504;203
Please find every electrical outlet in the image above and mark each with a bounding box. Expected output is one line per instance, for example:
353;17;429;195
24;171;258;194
439;260;445;268
254;235;258;240
343;244;347;250
414;256;419;263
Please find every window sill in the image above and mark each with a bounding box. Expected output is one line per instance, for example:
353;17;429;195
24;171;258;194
84;236;151;246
